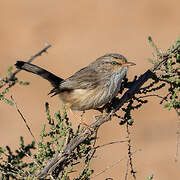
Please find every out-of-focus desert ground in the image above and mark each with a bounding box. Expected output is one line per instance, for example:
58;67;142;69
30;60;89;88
0;0;179;179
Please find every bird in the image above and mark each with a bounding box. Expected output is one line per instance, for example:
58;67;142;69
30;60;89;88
15;53;135;114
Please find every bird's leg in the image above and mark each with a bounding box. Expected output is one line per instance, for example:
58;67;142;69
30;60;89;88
79;110;92;130
69;109;92;132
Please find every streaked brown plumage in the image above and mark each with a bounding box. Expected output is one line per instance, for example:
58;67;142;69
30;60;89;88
15;53;135;111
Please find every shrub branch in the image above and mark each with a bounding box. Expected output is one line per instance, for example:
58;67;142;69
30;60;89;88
37;37;180;178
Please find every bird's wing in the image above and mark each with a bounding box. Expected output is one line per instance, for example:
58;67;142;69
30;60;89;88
61;66;102;90
49;66;103;96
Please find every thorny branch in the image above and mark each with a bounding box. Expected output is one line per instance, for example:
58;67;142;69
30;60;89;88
36;39;180;179
126;123;136;180
0;43;51;89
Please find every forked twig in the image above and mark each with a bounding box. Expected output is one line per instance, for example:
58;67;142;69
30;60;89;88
91;149;140;179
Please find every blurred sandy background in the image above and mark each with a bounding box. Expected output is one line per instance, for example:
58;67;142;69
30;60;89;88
0;0;179;179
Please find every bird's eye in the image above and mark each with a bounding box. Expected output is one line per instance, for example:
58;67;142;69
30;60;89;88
111;61;118;65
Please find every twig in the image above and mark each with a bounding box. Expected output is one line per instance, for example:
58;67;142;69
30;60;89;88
137;94;169;104
10;96;37;143
91;149;140;179
93;140;128;150
8;43;52;81
138;94;165;99
124;159;129;180
148;36;162;57
175;109;180;162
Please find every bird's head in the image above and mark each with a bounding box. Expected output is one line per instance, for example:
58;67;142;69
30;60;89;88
91;53;136;73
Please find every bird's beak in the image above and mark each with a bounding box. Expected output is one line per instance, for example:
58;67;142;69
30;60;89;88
123;62;136;67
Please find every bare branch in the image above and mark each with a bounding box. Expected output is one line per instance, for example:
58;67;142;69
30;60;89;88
8;43;52;81
93;140;128;150
10;96;37;143
124;159;129;180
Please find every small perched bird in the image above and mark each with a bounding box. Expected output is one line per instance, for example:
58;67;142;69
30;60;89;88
15;53;135;112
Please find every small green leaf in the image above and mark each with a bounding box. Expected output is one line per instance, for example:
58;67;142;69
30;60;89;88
148;58;157;64
128;118;134;125
61;166;73;180
6;65;13;77
2;97;15;106
147;173;154;180
18;81;30;86
148;36;152;42
0;147;6;156
40;124;46;142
